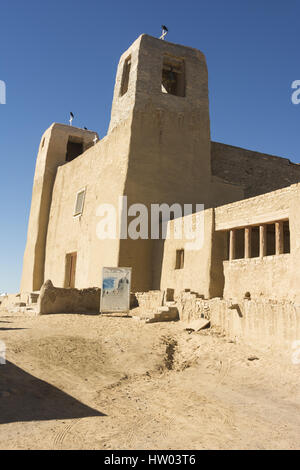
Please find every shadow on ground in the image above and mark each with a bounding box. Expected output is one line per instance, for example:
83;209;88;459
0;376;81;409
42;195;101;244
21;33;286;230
0;361;105;424
0;328;27;331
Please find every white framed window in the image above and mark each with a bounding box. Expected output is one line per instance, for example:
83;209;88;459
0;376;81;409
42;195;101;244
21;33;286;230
74;188;86;217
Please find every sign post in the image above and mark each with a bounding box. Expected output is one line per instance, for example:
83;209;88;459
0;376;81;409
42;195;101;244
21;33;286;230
101;267;132;313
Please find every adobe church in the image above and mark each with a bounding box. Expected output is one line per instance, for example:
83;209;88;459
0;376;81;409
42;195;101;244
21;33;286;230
21;34;300;310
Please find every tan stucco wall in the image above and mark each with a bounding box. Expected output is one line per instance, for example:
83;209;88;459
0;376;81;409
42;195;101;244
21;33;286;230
43;120;131;289
38;280;100;315
21;124;97;292
158;210;214;298
209;298;300;349
158;184;300;302
215;184;300;302
223;255;292;300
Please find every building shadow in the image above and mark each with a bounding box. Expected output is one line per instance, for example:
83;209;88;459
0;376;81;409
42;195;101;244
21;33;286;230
0;328;27;331
0;361;105;425
101;313;132;318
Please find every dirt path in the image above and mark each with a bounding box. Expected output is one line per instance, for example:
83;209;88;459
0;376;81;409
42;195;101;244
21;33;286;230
0;310;299;450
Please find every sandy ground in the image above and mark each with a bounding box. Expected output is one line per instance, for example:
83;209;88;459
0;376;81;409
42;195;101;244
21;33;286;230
0;308;300;450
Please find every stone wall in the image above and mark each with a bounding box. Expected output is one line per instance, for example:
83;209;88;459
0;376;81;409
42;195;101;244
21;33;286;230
37;280;100;315
175;291;208;323
211;141;300;199
135;290;165;311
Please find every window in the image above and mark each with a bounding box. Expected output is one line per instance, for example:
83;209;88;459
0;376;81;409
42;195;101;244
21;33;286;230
235;228;245;259
120;55;131;96
266;224;276;256
66;138;83;162
250;226;260;258
41;137;45;149
225;219;290;261
162;55;185;97
175;249;184;269
283;220;290;253
74;189;86;217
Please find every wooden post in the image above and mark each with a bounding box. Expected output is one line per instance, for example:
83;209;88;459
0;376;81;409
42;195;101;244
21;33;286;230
259;225;267;258
275;221;284;255
229;229;235;261
245;227;251;258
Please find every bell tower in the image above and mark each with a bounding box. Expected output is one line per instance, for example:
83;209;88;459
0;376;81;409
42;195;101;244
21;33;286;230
109;34;212;184
21;124;97;293
110;35;216;291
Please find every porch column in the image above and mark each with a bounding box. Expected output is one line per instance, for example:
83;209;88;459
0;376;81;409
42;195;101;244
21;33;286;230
229;229;236;261
275;221;284;255
259;224;267;258
245;227;251;258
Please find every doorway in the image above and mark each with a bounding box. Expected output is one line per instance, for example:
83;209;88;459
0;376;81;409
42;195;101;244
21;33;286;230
65;252;77;288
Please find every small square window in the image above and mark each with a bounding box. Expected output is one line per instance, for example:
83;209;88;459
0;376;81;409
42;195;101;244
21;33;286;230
66;138;84;162
74;189;86;216
175;249;184;269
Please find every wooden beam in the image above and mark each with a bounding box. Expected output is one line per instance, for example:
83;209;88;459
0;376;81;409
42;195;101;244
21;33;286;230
245;227;251;258
259;225;267;258
276;221;284;255
229;229;236;261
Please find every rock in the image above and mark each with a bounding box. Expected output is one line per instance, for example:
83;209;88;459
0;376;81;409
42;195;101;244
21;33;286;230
248;356;259;361
183;318;210;332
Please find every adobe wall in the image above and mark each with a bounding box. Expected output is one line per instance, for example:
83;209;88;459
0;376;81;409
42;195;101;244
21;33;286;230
38;280;100;315
21;124;97;293
176;293;300;350
215;185;292;230
209;298;300;349
158;210;214;298
215;184;300;302
211;142;300;198
43;119;131;289
223;255;291;300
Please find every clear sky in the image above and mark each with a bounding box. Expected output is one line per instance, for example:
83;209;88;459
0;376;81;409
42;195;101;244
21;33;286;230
0;0;299;293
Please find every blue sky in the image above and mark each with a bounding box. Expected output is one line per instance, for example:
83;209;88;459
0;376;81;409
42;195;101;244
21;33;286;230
0;0;299;293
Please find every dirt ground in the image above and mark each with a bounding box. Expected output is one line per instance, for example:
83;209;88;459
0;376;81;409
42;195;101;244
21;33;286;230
0;308;300;450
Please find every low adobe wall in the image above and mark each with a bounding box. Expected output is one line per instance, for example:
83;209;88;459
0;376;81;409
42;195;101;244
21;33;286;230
38;280;101;315
175;291;207;323
135;290;165;312
203;297;300;348
175;291;300;348
223;254;292;301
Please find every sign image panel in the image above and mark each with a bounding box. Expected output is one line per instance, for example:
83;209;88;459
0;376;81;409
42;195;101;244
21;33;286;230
101;267;132;313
